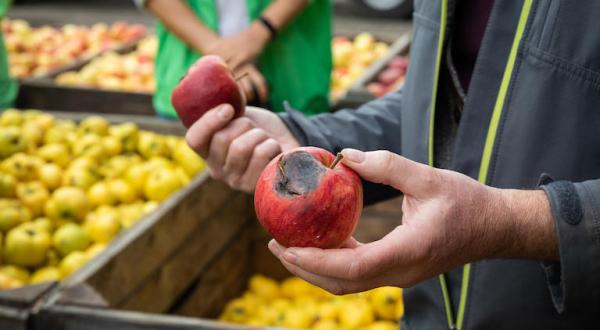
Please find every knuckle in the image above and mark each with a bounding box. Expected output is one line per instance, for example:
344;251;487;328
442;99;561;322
212;131;228;147
228;139;248;156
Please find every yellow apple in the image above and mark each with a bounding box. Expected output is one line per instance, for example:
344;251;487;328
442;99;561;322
85;243;106;259
37;143;70;168
30;266;61;284
144;167;182;202
84;209;121;243
58;251;89;278
0;109;23;126
0;172;17;197
4;223;51;267
53;223;90;256
102;136;122;156
72;134;105;159
87;181;116;207
172;141;205;177
62;166;100;190
0;199;31;232
45;186;90;222
108;179;138;203
0;265;30;283
137;131;169;159
78;115;109;136
16;181;49;216
0;126;27;158
109;122;139;152
37;163;63;190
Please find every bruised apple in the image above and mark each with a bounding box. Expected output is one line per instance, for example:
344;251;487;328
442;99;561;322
254;147;363;248
171;55;245;128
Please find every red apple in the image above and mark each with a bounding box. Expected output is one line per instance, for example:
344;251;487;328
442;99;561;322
378;67;404;86
367;82;387;97
171;55;245;128
388;56;409;71
254;147;363;248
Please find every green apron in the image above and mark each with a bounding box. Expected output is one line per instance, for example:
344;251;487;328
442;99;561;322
0;0;17;109
154;0;332;118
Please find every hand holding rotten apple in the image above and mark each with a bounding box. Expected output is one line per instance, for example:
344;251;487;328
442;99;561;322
268;149;556;295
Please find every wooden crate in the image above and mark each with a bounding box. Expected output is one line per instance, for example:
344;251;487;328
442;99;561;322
0;110;211;329
342;32;412;105
30;195;401;329
16;39;154;116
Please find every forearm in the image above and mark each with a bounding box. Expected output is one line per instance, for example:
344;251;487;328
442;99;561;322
490;188;558;261
146;0;218;53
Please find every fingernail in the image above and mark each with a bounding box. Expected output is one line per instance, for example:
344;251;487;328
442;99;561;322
268;240;281;256
283;250;298;265
218;105;234;120
341;148;365;163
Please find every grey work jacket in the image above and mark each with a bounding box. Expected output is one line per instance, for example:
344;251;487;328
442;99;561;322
280;0;600;329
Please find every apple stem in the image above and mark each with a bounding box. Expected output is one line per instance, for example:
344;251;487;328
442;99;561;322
235;72;249;82
330;153;343;169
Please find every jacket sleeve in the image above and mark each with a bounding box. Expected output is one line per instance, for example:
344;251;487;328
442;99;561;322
541;179;600;313
278;90;404;205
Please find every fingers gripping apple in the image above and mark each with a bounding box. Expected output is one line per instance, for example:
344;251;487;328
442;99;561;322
254;147;363;248
171;55;246;128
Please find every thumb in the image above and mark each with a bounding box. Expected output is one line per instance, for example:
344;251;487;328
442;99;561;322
340;149;437;195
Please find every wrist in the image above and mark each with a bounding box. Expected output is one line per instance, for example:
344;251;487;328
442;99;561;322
493;189;557;261
249;20;272;48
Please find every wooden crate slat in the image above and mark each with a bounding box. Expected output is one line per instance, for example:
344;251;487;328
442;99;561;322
119;193;252;313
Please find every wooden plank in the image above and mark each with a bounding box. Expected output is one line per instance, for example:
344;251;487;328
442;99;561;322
119;194;252;313
33;305;262;330
172;226;252;319
60;175;238;307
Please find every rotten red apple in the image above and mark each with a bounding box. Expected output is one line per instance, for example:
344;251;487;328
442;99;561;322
171;55;245;128
254;147;363;248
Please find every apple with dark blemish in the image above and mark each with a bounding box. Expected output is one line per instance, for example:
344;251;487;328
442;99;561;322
254;147;363;248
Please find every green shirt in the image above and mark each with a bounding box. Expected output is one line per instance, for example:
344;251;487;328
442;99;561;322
153;0;332;118
0;0;17;108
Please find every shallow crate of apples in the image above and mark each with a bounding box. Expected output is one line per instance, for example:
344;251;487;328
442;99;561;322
3;18;147;80
0;109;205;289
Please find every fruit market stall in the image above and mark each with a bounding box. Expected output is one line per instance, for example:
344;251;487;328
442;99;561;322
341;32;411;108
17;30;408;115
0;109;209;328
3;19;147;80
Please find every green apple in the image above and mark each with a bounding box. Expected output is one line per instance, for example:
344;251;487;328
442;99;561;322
4;223;51;267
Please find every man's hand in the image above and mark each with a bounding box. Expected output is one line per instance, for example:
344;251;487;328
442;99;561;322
268;149;557;294
185;105;300;193
204;22;270;71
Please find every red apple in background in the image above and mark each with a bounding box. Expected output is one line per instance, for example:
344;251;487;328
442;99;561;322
171;55;245;128
388;56;409;71
254;147;363;248
367;82;386;97
378;67;404;86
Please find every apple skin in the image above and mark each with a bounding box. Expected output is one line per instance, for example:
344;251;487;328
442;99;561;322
254;147;363;248
171;55;245;128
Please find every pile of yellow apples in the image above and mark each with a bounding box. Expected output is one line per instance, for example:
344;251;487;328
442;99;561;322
220;275;403;330
55;36;157;93
2;19;146;79
0;109;205;289
330;33;389;102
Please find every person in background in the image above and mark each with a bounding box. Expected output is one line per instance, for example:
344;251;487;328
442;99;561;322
0;0;17;109
138;0;332;118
